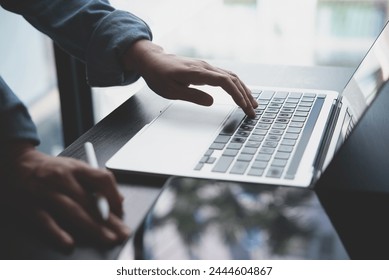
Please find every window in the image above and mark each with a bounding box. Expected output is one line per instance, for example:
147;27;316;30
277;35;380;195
3;1;388;151
93;0;388;120
0;8;63;155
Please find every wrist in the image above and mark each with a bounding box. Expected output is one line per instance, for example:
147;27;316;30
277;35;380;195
122;39;164;74
0;141;38;185
5;141;37;164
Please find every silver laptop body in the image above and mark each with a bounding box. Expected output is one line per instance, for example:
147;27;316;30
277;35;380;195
106;22;389;188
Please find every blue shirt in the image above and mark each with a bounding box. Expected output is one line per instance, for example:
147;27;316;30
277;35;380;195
0;0;152;151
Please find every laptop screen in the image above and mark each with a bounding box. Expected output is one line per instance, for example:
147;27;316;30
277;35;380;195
341;22;389;139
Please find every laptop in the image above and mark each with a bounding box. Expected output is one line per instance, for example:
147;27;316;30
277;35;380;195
106;22;389;188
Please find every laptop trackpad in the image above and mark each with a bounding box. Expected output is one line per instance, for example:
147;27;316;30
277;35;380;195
106;101;235;175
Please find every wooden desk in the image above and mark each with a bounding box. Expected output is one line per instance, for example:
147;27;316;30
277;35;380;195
4;63;354;259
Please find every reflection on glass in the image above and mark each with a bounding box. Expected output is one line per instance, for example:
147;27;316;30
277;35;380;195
342;22;389;123
133;178;348;259
0;8;63;155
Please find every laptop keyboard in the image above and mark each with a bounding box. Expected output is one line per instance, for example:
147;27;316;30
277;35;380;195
194;90;325;180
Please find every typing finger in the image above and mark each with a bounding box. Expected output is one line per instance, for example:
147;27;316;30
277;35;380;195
181;68;251;113
218;68;258;108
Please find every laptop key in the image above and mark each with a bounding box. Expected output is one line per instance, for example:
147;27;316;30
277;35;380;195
289;122;304;128
292;116;306;122
271;159;287;167
207;157;216;164
241;147;258;155
212;156;234;173
294;111;308;117
263;141;278;148
278;145;293;153
266;135;281;142
223;149;239;157
275;118;289;124
259;118;274;124
275;151;290;160
244;119;257;125
289;92;302;98
237;154;254;162
230;161;250;174
240;125;254;131
272;123;287;129
227;143;243;150
263;113;277;119
283;103;297;108
279;113;292;118
252;160;268;169
257;123;271;130
272;98;285;103
297;106;310;112
214;135;231;143
231;137;247;143
302;97;315;102
259;147;275;154
245;141;261;148
256;154;271;161
275;91;288;98
299;102;313;107
269;103;282;108
210;143;225;150
269;129;284;135
286;98;300;103
287;127;302;134
248;168;264;177
266;107;279;113
281;139;296;146
194;163;204;171
220;108;246;135
259;90;275;99
249;135;264;142
236;130;250;137
266;167;284;178
253;129;268;135
281;108;294;113
284;133;299;140
199;156;209;163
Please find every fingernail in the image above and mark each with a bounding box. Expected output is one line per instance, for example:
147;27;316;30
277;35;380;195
249;109;256;119
102;228;117;242
121;226;131;239
61;235;75;250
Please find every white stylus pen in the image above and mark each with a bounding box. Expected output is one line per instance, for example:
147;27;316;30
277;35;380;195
84;141;110;221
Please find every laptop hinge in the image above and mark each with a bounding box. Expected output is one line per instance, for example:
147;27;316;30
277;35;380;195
311;98;343;184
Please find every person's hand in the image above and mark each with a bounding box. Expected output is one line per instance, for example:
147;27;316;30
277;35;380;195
1;142;130;250
123;40;258;118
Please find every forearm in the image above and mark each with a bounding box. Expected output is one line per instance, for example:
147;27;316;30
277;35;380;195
0;77;39;158
0;0;152;86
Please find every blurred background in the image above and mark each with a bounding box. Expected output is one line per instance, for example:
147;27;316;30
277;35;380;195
1;0;388;155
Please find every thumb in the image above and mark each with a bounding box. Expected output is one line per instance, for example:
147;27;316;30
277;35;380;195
178;87;214;106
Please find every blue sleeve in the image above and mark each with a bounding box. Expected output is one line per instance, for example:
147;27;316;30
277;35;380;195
0;76;40;151
0;0;153;87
